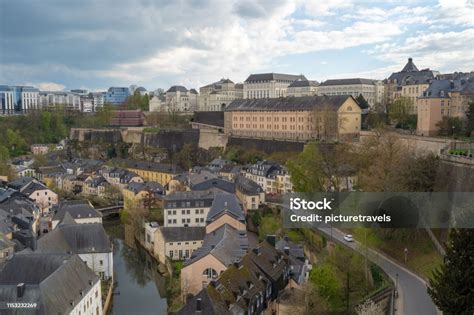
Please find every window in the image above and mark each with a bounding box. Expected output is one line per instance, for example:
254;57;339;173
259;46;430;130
203;268;218;279
99;260;103;266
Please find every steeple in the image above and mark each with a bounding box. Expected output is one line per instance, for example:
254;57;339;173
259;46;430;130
401;58;419;72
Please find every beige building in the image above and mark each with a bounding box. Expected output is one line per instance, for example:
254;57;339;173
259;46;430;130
149;85;198;112
153;226;205;263
163;190;215;227
205;193;246;233
417;78;474;136
198;78;243;111
224;95;362;142
243;73;306;99
385;58;438;113
180;224;248;296
19;180;58;214
234;175;265;212
317;78;383;107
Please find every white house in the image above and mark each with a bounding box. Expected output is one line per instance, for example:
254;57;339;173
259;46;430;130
51;200;102;229
37;221;113;280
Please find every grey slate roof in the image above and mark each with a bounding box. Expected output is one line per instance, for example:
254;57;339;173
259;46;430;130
175;288;231;315
207;193;245;223
191;178;236;194
127;181;164;194
52;200;102;223
401;57;419;72
184;224;248;267
159;226;206;242
245;73;306;83
37;223;112;254
235;175;263;195
319;78;376;86
0;253;99;315
8;177;35;190
20;181;50;196
0;189;38;217
288;79;319;87
421;78;474;98
167;85;188;93
164;190;215;208
225;95;353;112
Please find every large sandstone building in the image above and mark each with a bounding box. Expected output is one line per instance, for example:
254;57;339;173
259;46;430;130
384;58;439;113
198;78;243;111
317;78;383;107
224;95;361;142
417;77;474;136
243;73;306;99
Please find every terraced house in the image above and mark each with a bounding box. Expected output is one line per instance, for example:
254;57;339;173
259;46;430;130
114;159;183;186
224;95;362;142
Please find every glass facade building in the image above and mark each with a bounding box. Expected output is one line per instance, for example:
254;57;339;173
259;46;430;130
104;87;130;105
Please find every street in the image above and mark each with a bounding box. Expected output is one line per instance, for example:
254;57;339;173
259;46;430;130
317;227;439;315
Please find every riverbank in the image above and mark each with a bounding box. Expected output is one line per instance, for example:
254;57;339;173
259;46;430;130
104;221;168;315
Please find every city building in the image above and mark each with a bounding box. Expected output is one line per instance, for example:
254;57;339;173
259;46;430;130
276;236;312;285
180;224;249;296
51;200;102;229
0;85;40;113
0;253;103;315
163;190;215;227
101;166;143;190
243;73;307;99
115;159;184;186
224;95;362;142
80;96;94;112
37;221;113;280
150;85;198;112
205;193;246;233
241;161;292;194
104;87;130;105
0;188;40;238
82;175;110;197
90;92;105;110
417;78;474;136
38;91;82;111
15;179;58;214
122;181;164;207
153;226;206;263
198;78;244;111
385;58;439;113
317;78;383;107
287;78;319;97
234;175;265;211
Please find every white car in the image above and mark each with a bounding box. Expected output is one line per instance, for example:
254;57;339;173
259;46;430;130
343;234;354;242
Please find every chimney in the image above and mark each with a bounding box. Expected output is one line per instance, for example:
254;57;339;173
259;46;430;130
283;246;290;255
450;80;455;89
196;297;202;312
408;57;413;63
17;283;25;298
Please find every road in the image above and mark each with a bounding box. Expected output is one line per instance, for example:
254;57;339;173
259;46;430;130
317;226;439;315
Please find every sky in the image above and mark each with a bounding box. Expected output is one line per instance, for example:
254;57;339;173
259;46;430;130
0;0;473;92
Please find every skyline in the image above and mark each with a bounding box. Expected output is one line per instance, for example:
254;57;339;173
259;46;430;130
0;0;473;92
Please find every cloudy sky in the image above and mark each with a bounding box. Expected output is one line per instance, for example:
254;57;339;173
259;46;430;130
0;0;473;92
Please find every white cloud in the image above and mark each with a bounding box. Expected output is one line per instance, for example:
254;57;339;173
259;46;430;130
35;82;66;91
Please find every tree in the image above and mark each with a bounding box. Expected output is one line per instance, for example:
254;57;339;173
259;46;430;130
356;94;370;110
287;143;327;192
388;97;413;124
309;263;343;309
436;116;464;137
465;99;474;136
428;229;474;314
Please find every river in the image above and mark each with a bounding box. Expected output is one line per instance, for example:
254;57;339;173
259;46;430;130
105;222;168;315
